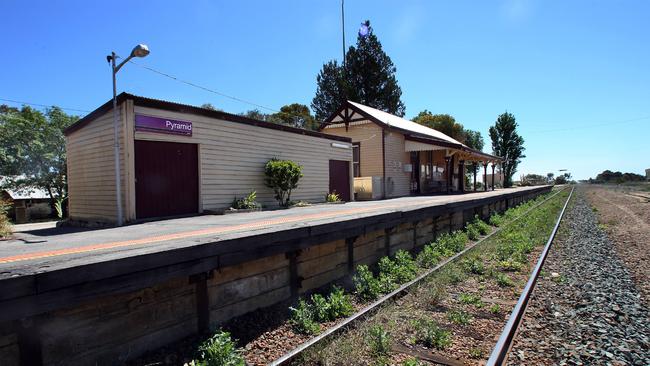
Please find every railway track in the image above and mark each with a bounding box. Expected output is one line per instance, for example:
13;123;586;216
269;186;573;366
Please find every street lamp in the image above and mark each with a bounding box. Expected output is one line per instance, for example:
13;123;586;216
107;44;150;226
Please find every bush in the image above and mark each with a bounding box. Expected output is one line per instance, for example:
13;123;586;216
353;265;382;301
366;325;391;356
325;192;341;202
327;286;354;319
231;190;261;210
193;330;245;366
289;298;320;334
413;319;451;350
264;158;303;207
465;224;480;241
310;293;331;323
0;199;11;238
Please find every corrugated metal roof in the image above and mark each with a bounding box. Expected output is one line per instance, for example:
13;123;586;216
347;101;466;147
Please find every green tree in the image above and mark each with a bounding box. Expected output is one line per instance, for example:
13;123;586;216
464;130;484;176
0;105;78;208
312;20;405;121
412;111;465;142
241;109;270;122
489;112;525;188
269;103;319;130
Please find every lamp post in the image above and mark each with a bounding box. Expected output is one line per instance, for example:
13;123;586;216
107;44;150;226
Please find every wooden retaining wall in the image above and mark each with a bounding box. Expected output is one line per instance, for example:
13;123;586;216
0;187;549;365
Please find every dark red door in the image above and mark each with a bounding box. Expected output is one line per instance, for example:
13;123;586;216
329;160;351;201
135;140;199;219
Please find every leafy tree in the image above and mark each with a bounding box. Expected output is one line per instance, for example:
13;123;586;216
241;109;271;122
201;103;221;111
554;173;572;185
464;130;484;176
546;172;554;183
312;60;347;121
489;112;525;188
269;103;319;130
264;159;303;207
592;170;644;183
312;20;405;121
412;111;465;142
0;105;78;209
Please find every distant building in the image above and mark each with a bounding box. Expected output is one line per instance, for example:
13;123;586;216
1;184;52;223
646;168;650;181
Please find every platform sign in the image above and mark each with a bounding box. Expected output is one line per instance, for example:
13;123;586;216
135;115;193;136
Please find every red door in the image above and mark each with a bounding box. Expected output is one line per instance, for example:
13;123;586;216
329;160;351;201
135;140;199;219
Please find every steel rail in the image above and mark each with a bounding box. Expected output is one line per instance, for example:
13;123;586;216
486;186;574;366
269;186;569;366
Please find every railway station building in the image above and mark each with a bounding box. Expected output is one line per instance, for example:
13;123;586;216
320;101;502;199
64;93;353;224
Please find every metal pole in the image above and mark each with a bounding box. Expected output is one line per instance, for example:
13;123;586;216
491;163;496;191
341;0;345;67
111;52;124;226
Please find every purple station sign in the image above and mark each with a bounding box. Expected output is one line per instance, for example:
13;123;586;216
135;114;193;136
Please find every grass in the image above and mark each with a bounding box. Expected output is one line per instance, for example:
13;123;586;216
192;330;245;366
458;293;484;308
447;309;473;325
412;319;451;349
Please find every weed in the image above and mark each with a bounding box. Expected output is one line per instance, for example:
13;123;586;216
416;244;442;268
466;224;480;240
495;273;514;287
426;283;446;306
326;192;341;203
597;223;607;231
366;325;391;356
327;286;354;319
458;293;483;308
354;265;382;301
498;259;523;272
310;293;331;322
472;216;491;235
289;298;320;334
194;330;245;366
447;309;472;325
461;257;485;275
413;319;452;350
231;190;261;210
489;213;504;227
402;358;420;366
489;304;501;314
442;266;467;285
469;347;484;359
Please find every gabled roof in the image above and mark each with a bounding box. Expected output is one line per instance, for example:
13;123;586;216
321;101;501;162
64;93;351;143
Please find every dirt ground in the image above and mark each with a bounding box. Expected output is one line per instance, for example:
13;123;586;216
583;184;650;305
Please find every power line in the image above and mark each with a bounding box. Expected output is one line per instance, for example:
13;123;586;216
127;60;279;113
0;98;91;113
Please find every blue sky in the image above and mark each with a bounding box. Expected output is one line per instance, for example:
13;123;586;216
1;0;648;180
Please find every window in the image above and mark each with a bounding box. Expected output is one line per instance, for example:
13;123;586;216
352;142;361;177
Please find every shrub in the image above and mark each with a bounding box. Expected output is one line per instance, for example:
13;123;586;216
465;224;480;241
472;215;491;235
326;286;354;319
231;190;261;210
447;309;472;325
0;199;11;239
366;325;391;356
289;298;320;334
194;330;245;366
353;265;382;301
413;319;451;350
326;192;341;202
264;158;303;207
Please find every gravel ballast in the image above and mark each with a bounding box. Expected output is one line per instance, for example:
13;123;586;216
509;188;650;365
